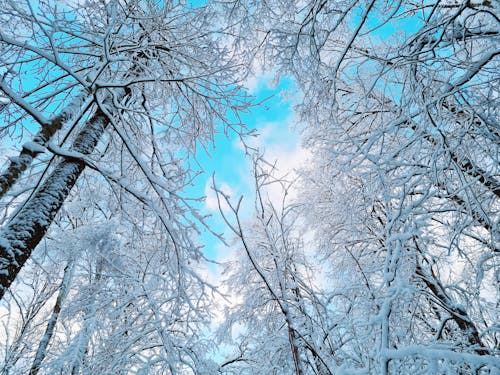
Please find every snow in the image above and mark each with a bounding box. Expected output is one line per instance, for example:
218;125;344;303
22;142;46;154
0;1;498;373
385;346;500;370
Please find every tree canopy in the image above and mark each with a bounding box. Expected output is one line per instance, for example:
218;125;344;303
0;0;498;373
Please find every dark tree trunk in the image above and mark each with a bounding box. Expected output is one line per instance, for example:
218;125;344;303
0;108;108;300
415;264;488;355
0;95;90;200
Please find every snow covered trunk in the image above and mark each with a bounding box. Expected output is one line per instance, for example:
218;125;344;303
30;260;74;375
272;257;304;375
287;318;304;375
0;107;109;300
0;94;90;200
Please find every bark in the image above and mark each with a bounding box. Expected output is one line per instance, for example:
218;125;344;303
0;107;109;300
272;258;304;375
287;321;303;375
0;94;90;200
435;183;496;235
423;129;500;200
406;119;500;201
447;149;500;200
0;119;63;200
290;271;332;375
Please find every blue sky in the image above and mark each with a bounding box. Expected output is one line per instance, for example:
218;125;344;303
186;0;427;273
184;73;305;265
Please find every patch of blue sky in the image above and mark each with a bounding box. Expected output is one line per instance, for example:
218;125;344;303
351;0;425;41
184;74;299;263
344;1;446;118
183;0;434;266
187;0;207;7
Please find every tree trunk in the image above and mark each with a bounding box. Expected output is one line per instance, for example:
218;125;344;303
70;259;103;375
0;94;90;200
0;107;108;300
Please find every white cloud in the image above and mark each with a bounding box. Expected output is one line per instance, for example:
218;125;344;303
234;113;311;203
243;68;276;94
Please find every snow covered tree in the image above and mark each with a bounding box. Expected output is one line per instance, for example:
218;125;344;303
0;0;249;373
2;186;220;373
0;0;248;298
225;0;499;372
1;0;498;372
215;161;337;374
